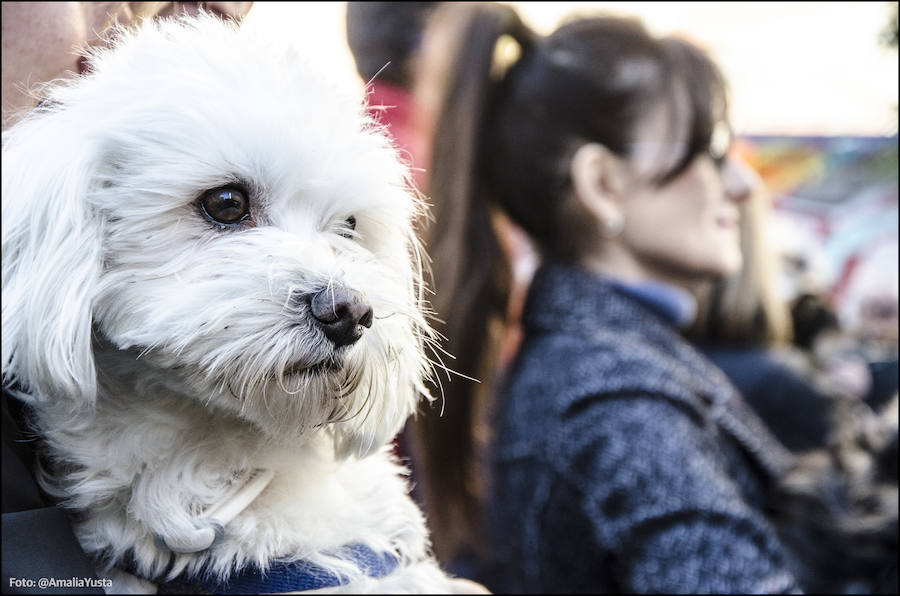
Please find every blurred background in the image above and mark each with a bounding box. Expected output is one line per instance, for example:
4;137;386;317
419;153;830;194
245;1;898;337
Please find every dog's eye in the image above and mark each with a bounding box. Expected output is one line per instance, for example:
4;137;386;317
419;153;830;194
199;187;250;226
339;216;357;239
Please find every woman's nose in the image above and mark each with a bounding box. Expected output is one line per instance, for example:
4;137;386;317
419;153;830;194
722;155;760;204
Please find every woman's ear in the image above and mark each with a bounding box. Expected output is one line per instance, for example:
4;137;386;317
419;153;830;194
570;143;628;236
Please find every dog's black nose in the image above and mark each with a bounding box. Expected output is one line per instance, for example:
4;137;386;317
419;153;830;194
310;286;373;347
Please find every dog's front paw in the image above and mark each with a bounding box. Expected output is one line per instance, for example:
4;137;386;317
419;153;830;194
153;518;224;554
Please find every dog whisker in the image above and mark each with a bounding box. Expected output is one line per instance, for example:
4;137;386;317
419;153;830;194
225;378;242;402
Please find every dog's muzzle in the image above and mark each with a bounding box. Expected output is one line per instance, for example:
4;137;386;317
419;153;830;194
309;286;373;348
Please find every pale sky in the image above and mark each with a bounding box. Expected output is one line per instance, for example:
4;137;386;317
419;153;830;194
246;1;899;136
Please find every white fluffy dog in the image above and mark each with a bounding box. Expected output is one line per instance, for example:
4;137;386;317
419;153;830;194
2;14;469;594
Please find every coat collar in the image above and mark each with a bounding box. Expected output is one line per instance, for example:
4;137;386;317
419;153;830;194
522;261;692;346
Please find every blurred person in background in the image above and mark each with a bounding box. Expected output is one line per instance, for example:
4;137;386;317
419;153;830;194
770;223;898;414
1;2;251;128
685;180;896;453
836;241;899;413
1;2;253;592
409;2;898;593
345;1;442;191
685;184;839;453
770;214;883;408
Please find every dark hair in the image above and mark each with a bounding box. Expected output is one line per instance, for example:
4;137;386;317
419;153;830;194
345;2;442;88
410;2;732;563
790;292;840;350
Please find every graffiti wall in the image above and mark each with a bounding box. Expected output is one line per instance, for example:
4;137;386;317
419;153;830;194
735;135;898;327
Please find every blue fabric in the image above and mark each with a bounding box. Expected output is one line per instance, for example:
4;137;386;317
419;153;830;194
130;543;399;594
606;277;698;328
483;262;803;594
700;345;834;452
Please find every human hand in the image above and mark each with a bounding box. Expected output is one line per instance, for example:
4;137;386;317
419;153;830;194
447;577;492;594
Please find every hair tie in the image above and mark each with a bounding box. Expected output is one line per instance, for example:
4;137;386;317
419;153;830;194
491;34;522;81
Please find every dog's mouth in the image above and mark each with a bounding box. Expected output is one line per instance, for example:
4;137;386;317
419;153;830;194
284;356;344;377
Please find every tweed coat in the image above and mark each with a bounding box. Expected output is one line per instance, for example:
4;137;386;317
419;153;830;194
485;262;802;594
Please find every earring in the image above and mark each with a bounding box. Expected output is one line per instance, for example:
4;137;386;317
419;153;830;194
600;214;625;239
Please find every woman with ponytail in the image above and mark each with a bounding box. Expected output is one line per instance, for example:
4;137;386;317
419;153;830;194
408;3;898;594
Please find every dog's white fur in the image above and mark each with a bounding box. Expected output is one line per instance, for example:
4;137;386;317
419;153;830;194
2;14;459;593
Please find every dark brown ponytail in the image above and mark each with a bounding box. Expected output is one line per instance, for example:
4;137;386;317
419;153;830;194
408;2;532;564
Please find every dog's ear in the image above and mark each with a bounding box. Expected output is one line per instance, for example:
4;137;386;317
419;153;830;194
2;113;103;407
